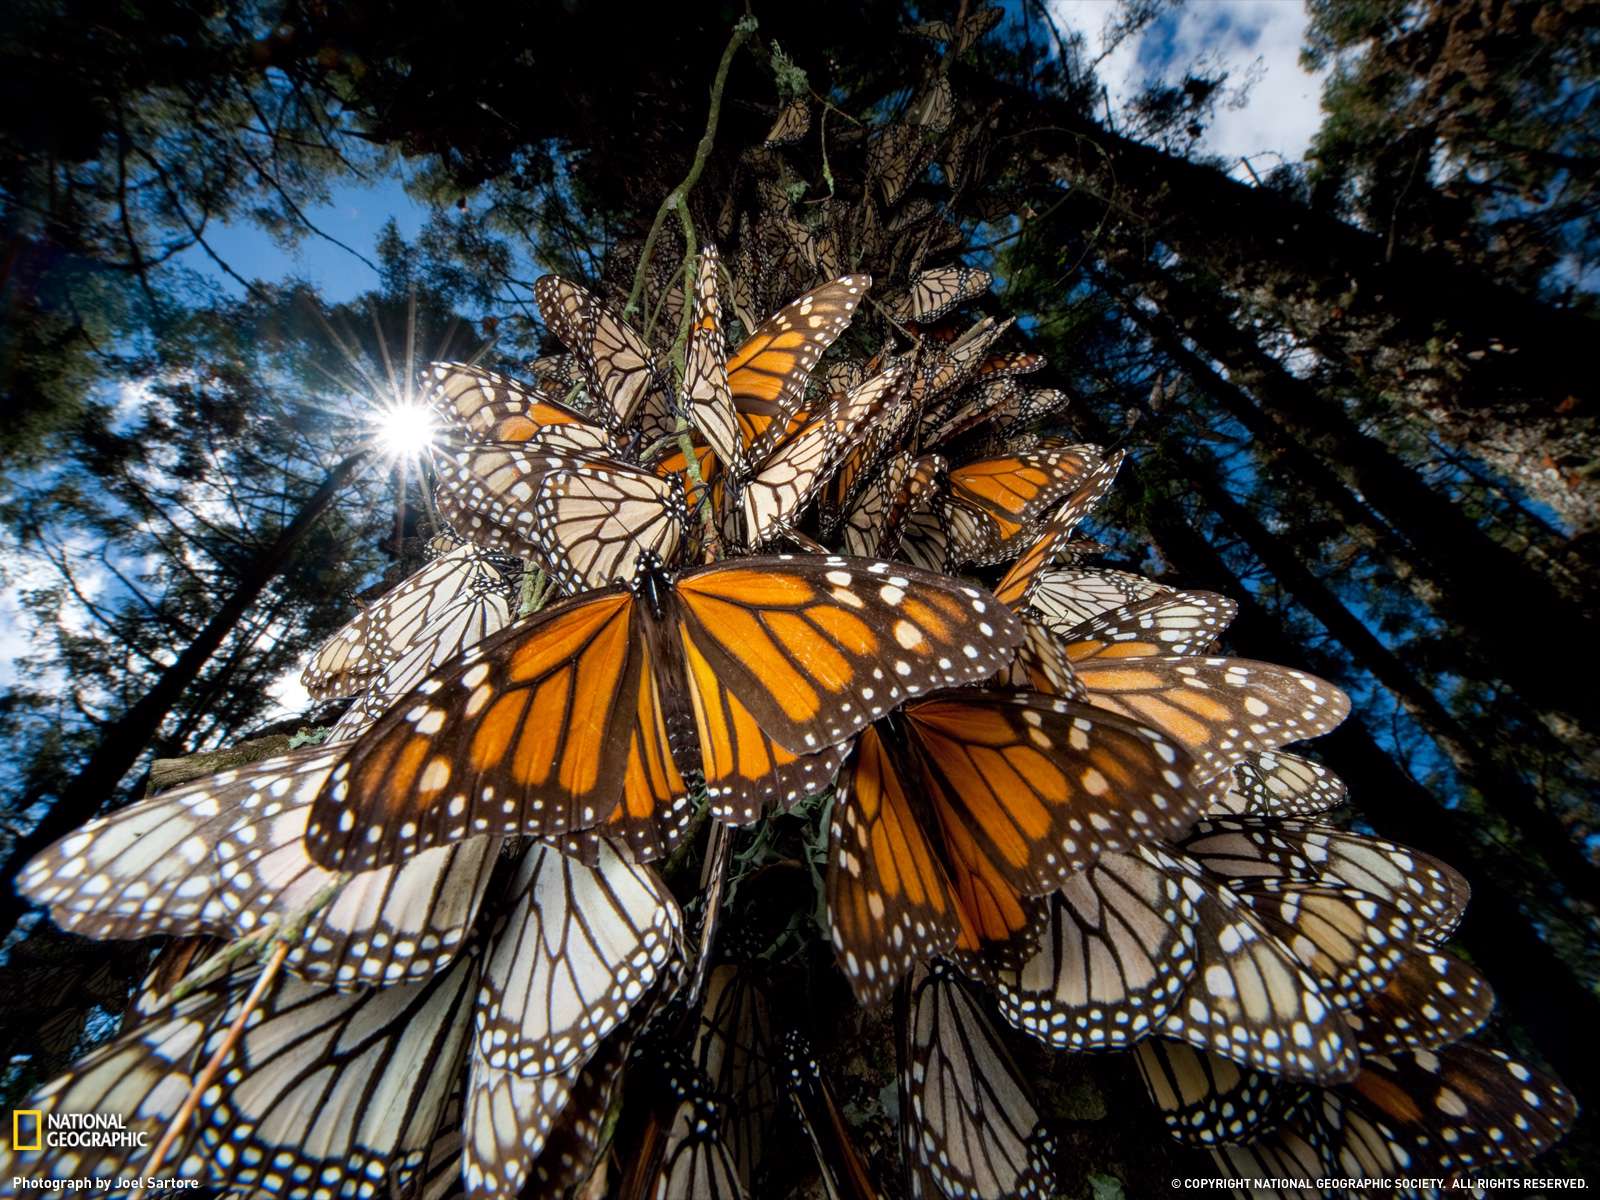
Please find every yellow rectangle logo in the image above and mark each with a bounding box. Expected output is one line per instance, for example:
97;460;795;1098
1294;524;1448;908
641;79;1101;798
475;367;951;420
12;1109;42;1151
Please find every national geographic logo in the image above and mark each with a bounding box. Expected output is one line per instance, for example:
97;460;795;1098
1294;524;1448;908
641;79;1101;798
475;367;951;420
9;1110;150;1151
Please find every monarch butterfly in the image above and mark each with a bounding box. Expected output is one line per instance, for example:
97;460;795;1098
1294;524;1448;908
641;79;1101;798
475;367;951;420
781;1030;883;1200
1178;818;1470;947
684;245;744;478
826;690;1201;1005
5;953;479;1192
1335;1043;1576;1173
1220;1041;1576;1181
426;361;612;453
725;272;870;465
1342;949;1493;1055
1062;653;1351;786
913;4;1003;53
535;275;672;446
991;385;1070;435
327;555;518;742
692;960;781;1189
939;444;1105;567
988;846;1198;1051
918;376;1019;449
764;97;812;147
1225;879;1412;1010
842;452;945;561
892;265;992;324
434;447;688;592
1028;567;1172;633
1151;847;1356;1081
908;73;954;132
301;541;514;702
459;842;680;1199
867;124;929;208
898;964;1058;1200
1046;586;1235;660
1133;1038;1287;1147
1209;750;1347;819
990;455;1128;609
910;316;1015;409
528;1025;634;1194
617;1050;749;1200
17;745;501;988
305;554;1021;871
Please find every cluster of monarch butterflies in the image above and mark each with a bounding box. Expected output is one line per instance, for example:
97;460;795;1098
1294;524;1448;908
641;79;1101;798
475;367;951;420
4;14;1577;1199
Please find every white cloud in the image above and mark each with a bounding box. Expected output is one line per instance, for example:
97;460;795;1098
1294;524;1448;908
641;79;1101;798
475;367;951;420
1052;0;1331;177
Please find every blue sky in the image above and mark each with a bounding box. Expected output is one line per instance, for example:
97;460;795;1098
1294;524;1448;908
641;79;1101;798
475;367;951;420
177;173;432;302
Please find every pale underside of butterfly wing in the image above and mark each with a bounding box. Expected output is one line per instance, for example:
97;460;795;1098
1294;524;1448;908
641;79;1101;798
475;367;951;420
303;542;498;701
17;747;501;990
1178;818;1471;948
329;580;515;742
1030;568;1172;632
435;445;684;591
1134;1038;1288;1147
902;965;1058;1200
685;246;744;478
738;364;908;549
764;97;811;147
475;842;680;1076
1209;750;1348;819
1229;880;1412;1011
196;957;477;1195
535;275;664;437
992;848;1198;1050
1155;850;1356;1081
1058;589;1239;659
2;987;214;1181
1342;950;1493;1055
462;1052;582;1200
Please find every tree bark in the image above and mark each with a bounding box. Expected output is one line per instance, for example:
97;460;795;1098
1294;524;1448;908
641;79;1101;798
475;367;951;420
1100;258;1600;728
0;450;367;942
984;76;1600;531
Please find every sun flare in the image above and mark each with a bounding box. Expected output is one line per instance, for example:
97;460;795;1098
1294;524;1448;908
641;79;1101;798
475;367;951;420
373;402;437;457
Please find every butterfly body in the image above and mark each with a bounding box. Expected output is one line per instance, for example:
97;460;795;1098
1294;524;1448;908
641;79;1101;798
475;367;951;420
307;555;1022;871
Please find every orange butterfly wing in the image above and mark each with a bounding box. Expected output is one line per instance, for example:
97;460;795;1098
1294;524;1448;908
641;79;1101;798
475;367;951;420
307;590;645;870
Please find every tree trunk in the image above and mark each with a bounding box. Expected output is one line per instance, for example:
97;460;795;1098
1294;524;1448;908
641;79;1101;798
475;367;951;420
1101;258;1600;728
0;450;368;942
988;77;1600;531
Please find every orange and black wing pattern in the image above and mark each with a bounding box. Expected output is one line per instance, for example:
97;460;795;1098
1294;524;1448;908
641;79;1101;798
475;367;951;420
307;589;645;871
827;724;968;1006
991;452;1125;610
672;555;1021;757
424;361;611;453
728;275;870;464
900;691;1203;898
